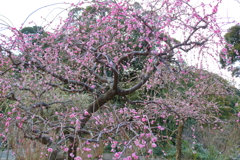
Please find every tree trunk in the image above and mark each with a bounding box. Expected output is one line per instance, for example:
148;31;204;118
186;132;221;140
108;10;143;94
68;140;78;160
80;89;117;128
176;121;184;160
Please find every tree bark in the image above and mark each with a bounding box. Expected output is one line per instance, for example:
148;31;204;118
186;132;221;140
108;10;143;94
80;89;117;128
68;140;78;160
176;121;184;160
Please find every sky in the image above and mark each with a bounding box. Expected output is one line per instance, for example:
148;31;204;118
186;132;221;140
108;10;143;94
1;0;240;86
0;0;80;32
0;0;239;31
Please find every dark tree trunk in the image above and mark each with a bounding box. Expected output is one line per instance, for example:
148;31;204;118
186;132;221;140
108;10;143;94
176;121;184;160
68;140;78;160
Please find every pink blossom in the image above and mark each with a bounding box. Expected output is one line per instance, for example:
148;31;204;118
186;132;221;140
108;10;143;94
151;137;157;142
74;156;82;160
84;110;90;115
160;115;166;118
111;143;116;148
238;112;240;117
158;126;165;130
69;113;76;118
134;116;140;119
148;149;153;154
134;139;140;146
150;120;155;124
87;154;92;158
132;152;138;159
141;117;147;122
93;143;99;148
139;144;145;148
214;29;220;34
222;48;227;53
146;133;151;138
140;133;145;137
5;121;10;127
83;147;91;152
119;109;124;114
70;153;74;157
64;148;69;152
123;156;132;160
148;59;153;63
151;143;157;148
212;5;218;13
114;152;122;159
47;148;53;152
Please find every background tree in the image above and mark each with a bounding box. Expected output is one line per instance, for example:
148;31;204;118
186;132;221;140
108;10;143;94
0;0;237;160
20;26;45;34
144;64;235;159
220;24;240;76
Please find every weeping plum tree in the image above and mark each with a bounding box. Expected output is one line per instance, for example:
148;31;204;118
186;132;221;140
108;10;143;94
0;0;233;159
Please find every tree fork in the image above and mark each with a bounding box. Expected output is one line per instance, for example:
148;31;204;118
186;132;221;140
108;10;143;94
80;89;117;128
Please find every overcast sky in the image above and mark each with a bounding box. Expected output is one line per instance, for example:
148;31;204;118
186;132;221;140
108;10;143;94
1;0;240;86
0;0;239;30
0;0;80;32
